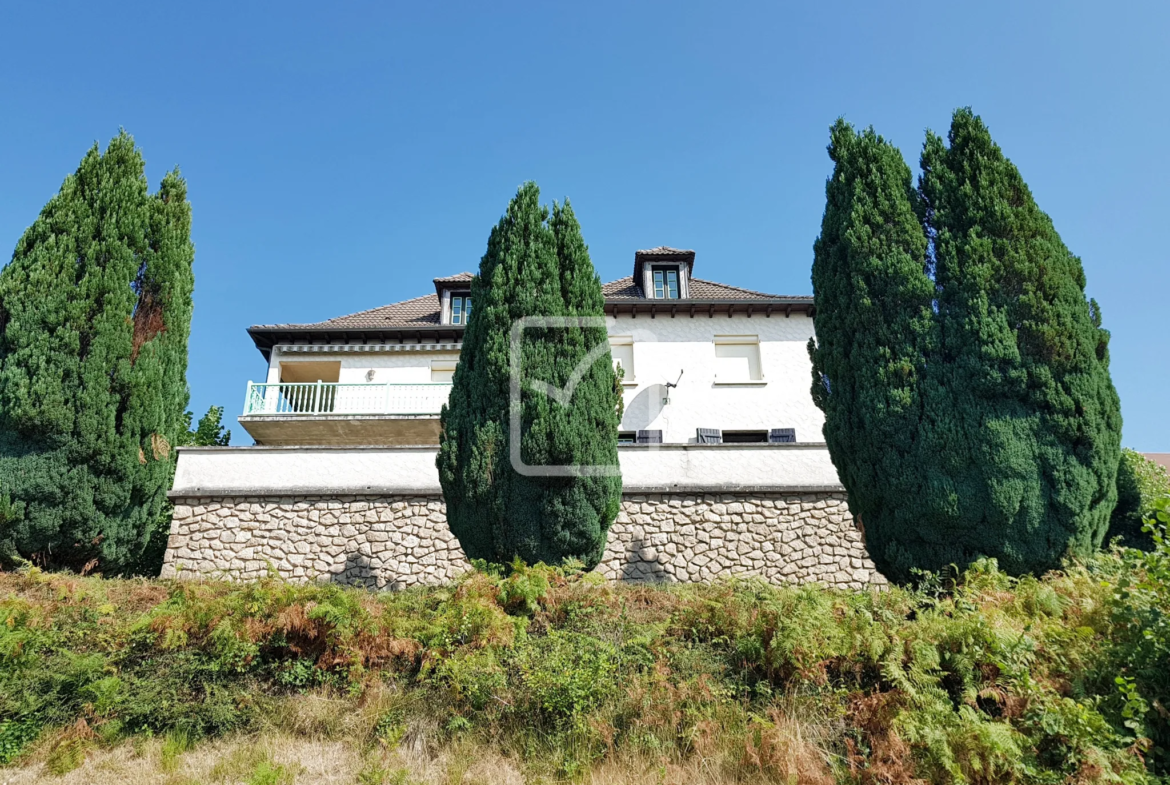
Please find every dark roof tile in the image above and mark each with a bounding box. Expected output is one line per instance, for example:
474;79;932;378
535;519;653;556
253;294;441;330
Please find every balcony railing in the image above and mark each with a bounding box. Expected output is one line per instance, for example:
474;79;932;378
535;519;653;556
243;382;452;417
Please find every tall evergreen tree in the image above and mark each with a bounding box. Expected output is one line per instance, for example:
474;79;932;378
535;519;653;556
811;110;1121;581
0;132;194;573
438;183;621;568
808;120;936;574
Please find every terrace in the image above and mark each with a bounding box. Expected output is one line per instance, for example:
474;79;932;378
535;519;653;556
238;381;453;446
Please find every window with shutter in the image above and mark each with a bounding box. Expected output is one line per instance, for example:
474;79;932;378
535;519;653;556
610;337;634;383
713;335;763;383
636;429;663;444
769;428;796;443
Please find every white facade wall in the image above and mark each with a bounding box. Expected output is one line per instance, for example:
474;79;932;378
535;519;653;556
171;444;843;497
259;312;823;446
608;312;822;443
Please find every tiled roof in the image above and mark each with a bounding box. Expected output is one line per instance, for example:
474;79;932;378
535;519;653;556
601;277;644;299
254;294;441;330
254;272;808;332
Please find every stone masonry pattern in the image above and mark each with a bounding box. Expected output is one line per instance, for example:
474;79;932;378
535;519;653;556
161;492;886;589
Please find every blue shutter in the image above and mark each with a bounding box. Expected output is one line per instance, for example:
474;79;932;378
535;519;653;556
769;428;796;443
636;429;663;444
696;427;722;444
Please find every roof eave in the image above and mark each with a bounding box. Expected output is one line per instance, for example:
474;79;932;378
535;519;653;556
603;297;815;318
247;323;465;361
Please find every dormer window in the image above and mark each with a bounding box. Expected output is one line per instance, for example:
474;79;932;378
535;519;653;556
635;248;693;300
451;294;471;325
652;266;680;299
434;273;475;326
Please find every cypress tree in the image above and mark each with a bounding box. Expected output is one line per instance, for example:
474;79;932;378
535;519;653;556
811;110;1122;581
0;132;194;573
808;120;936;575
438;183;621;568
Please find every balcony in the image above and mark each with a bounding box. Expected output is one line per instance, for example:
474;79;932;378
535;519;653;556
239;382;453;447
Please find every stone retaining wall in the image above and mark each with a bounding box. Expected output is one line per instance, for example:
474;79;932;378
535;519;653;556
161;492;885;589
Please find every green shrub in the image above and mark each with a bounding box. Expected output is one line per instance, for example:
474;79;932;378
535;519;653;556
1110;449;1170;548
1108;496;1170;772
514;630;619;726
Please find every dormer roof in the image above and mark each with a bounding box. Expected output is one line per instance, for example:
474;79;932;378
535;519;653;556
433;271;473;299
632;246;695;282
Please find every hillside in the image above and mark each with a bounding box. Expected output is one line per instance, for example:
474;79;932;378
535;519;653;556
2;537;1169;784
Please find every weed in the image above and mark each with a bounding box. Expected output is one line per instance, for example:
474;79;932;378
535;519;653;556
247;757;299;785
160;727;193;772
356;754;413;785
43;719;96;775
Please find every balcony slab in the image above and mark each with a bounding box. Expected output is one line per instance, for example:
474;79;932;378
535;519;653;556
238;414;441;447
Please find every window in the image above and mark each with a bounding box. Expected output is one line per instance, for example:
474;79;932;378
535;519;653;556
617;431;637;444
713;336;763;382
609;337;634;383
451;295;471;325
722;430;768;443
431;359;458;383
652;266;679;299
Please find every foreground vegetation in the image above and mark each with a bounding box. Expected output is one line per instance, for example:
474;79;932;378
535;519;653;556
2;507;1169;784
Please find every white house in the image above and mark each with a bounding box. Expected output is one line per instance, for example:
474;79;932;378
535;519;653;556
163;248;883;589
238;247;823;448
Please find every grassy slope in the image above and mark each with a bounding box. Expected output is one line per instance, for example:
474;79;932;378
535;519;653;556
2;534;1169;784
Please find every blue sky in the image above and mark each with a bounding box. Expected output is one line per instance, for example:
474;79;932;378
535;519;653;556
1;1;1167;448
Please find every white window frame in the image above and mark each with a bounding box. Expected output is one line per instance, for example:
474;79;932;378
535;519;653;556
450;294;471;325
651;266;680;300
713;335;766;385
609;336;636;385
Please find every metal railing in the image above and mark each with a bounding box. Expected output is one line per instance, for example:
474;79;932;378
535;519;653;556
243;381;452;416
